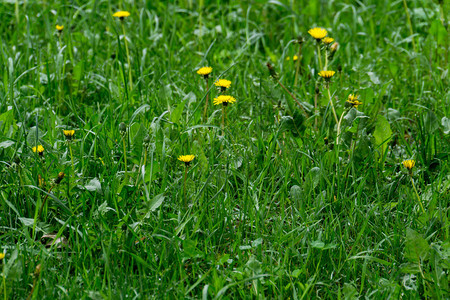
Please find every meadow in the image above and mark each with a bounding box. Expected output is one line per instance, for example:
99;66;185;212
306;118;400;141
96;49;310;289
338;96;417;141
0;0;449;298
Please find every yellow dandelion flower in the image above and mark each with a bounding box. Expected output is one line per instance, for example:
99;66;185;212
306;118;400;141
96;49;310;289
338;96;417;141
213;95;236;106
178;155;195;166
0;253;4;260
197;67;212;78
308;27;327;40
63;129;75;140
402;160;415;170
56;25;64;32
348;94;358;102
214;79;231;91
113;11;130;19
318;70;335;80
346;94;362;108
32;145;45;155
323;37;334;44
293;55;298;61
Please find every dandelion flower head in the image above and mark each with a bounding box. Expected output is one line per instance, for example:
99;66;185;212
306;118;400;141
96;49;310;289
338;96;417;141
56;25;64;32
402;160;415;170
197;67;212;77
32;145;45;154
63;130;75;139
323;37;334;44
214;79;231;89
318;70;335;80
213;95;236;106
113;11;130;19
178;155;195;166
308;27;327;40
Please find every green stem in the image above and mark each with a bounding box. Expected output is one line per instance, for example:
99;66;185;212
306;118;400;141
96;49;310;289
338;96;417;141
294;43;302;87
336;109;346;145
410;176;425;214
183;166;187;209
402;0;417;52
2;264;6;300
203;78;209;122
122;136;128;179
221;105;225;136
69;142;74;174
317;43;323;70
276;79;308;117
121;22;133;90
324;50;328;70
326;84;339;125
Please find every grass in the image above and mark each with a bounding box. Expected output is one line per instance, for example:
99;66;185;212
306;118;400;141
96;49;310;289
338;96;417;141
0;0;449;298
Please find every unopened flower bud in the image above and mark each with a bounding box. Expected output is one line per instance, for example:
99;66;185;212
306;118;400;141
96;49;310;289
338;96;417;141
119;122;127;135
266;63;278;79
330;42;339;52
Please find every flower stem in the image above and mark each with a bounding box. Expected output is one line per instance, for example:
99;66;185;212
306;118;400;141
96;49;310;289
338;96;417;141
221;105;225;136
410;176;425;214
326;84;339;125
336;109;346;145
324;50;328;70
294;43;302;87
276;79;308;117
203;78;209;122
183;166;187;209
122;136;128;179
69;142;74;174
121;22;133;90
317;43;323;70
402;0;417;52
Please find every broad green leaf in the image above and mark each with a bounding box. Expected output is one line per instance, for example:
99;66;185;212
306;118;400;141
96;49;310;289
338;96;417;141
84;178;102;194
373;115;392;162
405;228;430;262
442;117;450;134
170;100;187;124
148;193;165;212
429;19;447;46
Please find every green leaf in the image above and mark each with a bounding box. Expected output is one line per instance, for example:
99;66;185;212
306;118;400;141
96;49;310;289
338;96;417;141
170;100;187;124
442;117;450;134
424;110;439;134
0;110;17;136
373;115;392;162
148;193;165;212
343;283;358;300
305;167;321;191
429;19;448;46
405;228;430;262
84;178;102;194
0;140;15;149
310;240;325;249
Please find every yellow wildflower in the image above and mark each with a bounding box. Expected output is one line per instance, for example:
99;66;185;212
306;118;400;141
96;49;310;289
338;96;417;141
318;70;335;80
213;95;236;106
197;67;212;78
178;155;195;166
402;160;415;171
63;129;75;140
113;11;130;19
0;253;4;260
56;25;64;32
214;79;231;91
323;37;334;44
308;27;327;40
32;145;45;155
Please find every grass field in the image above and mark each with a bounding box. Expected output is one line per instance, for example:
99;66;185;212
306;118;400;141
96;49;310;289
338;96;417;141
0;0;449;298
